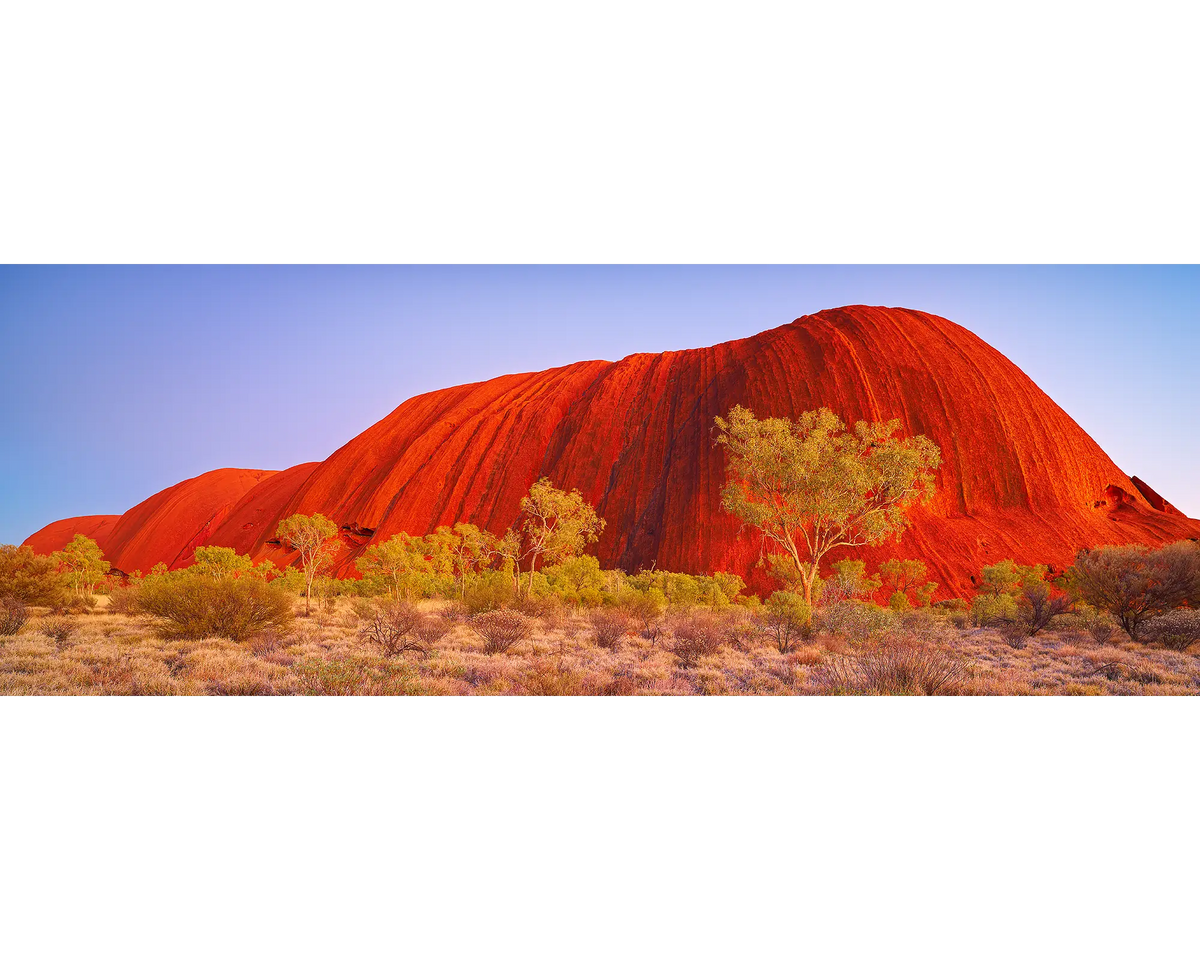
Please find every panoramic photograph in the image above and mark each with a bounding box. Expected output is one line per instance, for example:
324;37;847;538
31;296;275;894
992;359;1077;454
2;265;1197;696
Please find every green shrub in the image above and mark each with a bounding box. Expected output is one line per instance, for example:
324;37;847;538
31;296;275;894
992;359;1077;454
0;545;68;606
137;576;294;642
888;591;911;613
462;571;516;614
759;591;812;653
970;593;1018;627
625;589;666;642
819;600;895;643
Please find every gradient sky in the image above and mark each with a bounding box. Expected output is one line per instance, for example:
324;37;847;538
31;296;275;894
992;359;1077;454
1;265;1197;545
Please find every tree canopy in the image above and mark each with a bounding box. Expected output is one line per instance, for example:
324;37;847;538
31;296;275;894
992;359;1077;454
52;534;110;599
714;405;942;604
276;513;340;615
502;478;605;597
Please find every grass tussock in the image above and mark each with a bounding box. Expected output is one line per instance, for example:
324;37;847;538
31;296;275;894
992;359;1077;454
2;597;1200;696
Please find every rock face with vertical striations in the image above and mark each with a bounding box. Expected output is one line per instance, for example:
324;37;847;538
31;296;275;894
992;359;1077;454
24;307;1200;596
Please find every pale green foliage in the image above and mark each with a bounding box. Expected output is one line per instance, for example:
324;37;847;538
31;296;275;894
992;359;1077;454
819;599;896;643
275;513;340;615
977;559;1046;597
512;477;605;597
627;570;746;608
715;405;941;604
970;593;1019;627
879;558;938;607
358;532;441;601
444;523;496;598
826;559;882;603
191;545;254;580
888;591;911;613
761;590;812;653
52;534;110;599
542;554;605;597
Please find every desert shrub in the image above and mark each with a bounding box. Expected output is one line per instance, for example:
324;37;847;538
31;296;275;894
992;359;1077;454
472;609;533;654
821;560;882;605
1065;543;1200;640
40;615;76;644
589;608;632;649
57;594;98;614
887;591;911;613
437;601;469;623
1075;607;1120;644
997;617;1031;649
575;587;604;608
668;611;725;667
934;598;969;613
970;593;1018;627
1140;609;1200;652
759;591;811;654
358;602;426;657
717;607;758;650
898;608;956;645
1;596;29;636
813;642;968;695
514;594;562;622
462;571;516;615
818;600;895;643
1017;581;1073;637
137;575;294;642
0;545;68;606
413;613;453;648
625;589;667;643
106;586;140;615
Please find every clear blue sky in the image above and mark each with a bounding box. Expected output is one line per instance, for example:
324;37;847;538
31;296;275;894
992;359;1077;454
1;265;1196;545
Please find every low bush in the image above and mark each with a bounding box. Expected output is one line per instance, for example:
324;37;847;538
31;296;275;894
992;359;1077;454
1;596;29;636
625;589;666;643
970;593;1018;628
813;642;969;695
462;573;516;615
717;607;758;650
472;609;533;654
40;615;76;644
359;602;425;657
668;612;725;667
57;595;98;614
106;587;140;615
137;575;294;642
819;600;895;643
413;613;453;648
1084;610;1120;644
589;608;632;649
1140;609;1200;652
759;591;811;654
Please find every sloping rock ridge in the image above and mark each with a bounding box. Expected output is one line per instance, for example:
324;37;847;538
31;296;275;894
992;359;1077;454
24;307;1200;596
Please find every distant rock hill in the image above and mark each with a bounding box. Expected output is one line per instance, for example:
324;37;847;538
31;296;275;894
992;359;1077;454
25;306;1200;596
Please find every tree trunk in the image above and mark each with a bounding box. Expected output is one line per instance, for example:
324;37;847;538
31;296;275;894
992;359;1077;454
801;564;817;606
